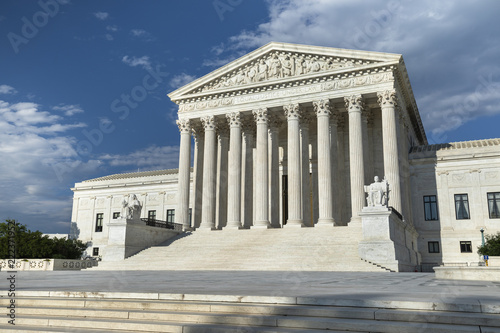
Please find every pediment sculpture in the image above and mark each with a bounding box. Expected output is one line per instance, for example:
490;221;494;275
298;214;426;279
120;194;142;220
364;176;389;207
191;51;362;94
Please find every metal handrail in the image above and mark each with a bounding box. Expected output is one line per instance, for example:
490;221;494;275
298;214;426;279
140;218;183;231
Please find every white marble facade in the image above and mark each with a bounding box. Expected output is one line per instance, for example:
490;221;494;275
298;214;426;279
71;42;500;269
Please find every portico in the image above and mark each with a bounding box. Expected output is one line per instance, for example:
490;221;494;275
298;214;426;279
169;42;427;231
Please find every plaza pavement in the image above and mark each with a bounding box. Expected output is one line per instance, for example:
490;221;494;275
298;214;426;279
4;270;500;310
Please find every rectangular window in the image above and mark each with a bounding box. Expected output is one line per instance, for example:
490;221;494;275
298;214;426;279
112;212;120;219
454;194;470;219
428;241;440;253
166;209;175;223
92;247;99;256
460;241;472;253
488;192;500;219
148;210;156;220
423;195;439;221
95;213;103;232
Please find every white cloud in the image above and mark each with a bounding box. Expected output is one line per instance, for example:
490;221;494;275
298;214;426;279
131;29;146;36
0;99;101;233
169;73;197;89
100;145;180;171
0;84;17;94
121;55;152;70
213;0;500;136
106;25;118;32
53;104;84;116
94;11;109;20
105;34;113;41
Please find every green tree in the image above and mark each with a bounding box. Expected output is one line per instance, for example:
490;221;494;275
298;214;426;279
478;232;500;256
0;220;87;259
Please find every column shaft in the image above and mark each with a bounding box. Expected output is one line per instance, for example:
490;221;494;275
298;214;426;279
215;123;229;229
314;100;335;226
284;104;303;227
200;116;217;229
176;119;192;230
268;119;280;228
379;90;402;213
300;117;312;227
192;127;204;228
253;108;270;227
345;95;365;224
241;122;254;228
225;112;242;228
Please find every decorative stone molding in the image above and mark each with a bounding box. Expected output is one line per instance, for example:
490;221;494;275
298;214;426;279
377;90;398;107
284;103;301;119
176;118;191;133
345;95;364;113
226;112;241;127
253;108;268;124
201;115;216;131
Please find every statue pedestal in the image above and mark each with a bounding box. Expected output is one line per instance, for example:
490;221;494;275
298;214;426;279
358;207;420;272
103;218;180;262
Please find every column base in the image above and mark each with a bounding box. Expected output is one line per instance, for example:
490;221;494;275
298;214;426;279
197;222;216;231
316;218;336;227
251;220;271;229
223;224;243;230
284;220;304;228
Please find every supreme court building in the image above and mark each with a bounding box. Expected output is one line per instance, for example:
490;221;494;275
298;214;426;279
72;42;500;271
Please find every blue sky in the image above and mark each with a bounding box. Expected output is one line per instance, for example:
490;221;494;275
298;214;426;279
1;0;499;234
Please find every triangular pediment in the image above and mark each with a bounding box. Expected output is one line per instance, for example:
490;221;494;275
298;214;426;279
168;42;402;102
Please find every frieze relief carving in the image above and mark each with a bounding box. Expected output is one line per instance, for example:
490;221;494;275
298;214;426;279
191;51;365;94
178;72;393;113
485;171;498;180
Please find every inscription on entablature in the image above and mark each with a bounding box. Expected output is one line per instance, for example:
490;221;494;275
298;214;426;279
178;72;393;113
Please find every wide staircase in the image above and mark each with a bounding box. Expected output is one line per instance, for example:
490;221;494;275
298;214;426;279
2;293;499;332
93;226;390;272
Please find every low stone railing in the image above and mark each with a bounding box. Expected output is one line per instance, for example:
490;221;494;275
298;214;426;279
0;259;97;271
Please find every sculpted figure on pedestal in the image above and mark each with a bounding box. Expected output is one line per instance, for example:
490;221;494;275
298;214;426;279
121;194;143;220
364;176;389;207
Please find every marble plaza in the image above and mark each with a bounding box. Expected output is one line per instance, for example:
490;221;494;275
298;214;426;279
71;42;500;272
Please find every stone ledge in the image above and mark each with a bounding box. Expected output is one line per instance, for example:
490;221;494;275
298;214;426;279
434;266;500;282
3;290;498;314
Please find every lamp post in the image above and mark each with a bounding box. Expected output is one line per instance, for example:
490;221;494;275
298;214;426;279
480;228;485;247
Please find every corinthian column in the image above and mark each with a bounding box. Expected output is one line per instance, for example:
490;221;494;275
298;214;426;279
300;112;313;227
215;120;229;229
252;108;271;228
241;118;255;228
345;95;365;224
378;90;402;214
284;103;303;227
225;112;242;229
191;125;204;228
313;100;335;226
176;118;191;230
199;115;217;230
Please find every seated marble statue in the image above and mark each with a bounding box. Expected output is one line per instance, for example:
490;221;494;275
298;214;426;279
364;176;389;207
120;194;143;220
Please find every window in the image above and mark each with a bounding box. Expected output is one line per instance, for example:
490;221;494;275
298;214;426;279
148;210;156;220
112;212;120;219
95;213;103;232
188;208;192;224
454;194;470;219
92;247;99;256
423;195;439;221
488;192;500;219
460;241;472;253
428;241;440;253
166;209;175;223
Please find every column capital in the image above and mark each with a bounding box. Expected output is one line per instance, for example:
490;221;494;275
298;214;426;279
344;95;364;113
217;119;230;137
283;103;301;120
241;115;256;134
176;118;191;134
191;123;204;142
313;99;331;117
201;115;216;131
377;90;398;107
253;108;268;124
268;113;282;131
226;112;241;127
